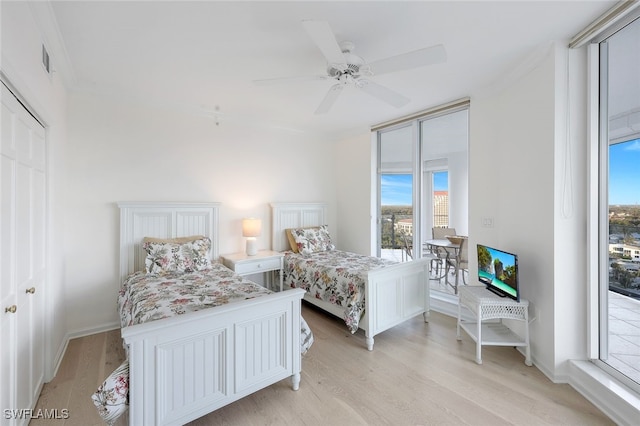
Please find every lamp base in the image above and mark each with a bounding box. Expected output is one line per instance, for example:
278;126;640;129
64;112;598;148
246;238;257;256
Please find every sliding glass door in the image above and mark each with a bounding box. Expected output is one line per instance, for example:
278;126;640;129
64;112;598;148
378;124;414;262
376;102;468;298
597;15;640;392
420;108;468;295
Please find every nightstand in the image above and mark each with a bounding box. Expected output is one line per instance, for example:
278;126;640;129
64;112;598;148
220;250;284;292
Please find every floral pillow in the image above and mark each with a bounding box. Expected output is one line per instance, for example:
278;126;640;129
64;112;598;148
143;237;211;274
290;225;335;256
91;360;129;425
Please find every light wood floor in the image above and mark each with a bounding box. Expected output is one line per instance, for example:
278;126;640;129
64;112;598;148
33;304;613;425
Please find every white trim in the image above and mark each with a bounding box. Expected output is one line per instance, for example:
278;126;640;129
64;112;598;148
569;0;640;48
586;43;600;359
50;337;69;387
371;97;470;132
568;360;640;425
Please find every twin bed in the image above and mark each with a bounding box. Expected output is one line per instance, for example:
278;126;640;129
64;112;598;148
271;203;431;351
95;202;308;426
99;201;430;425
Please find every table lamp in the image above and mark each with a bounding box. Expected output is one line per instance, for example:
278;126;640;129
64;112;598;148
242;218;262;256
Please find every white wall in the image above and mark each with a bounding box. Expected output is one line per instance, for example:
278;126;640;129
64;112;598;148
334;132;373;255
469;45;558;372
1;1;69;380
63;92;338;333
468;43;588;378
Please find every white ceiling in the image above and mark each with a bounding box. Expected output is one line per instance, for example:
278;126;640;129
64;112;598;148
45;0;617;139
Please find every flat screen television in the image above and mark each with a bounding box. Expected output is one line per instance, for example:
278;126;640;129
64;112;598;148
476;244;519;301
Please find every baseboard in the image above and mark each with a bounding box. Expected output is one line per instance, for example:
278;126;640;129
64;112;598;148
50;337;69;381
67;321;120;340
568;360;640;426
429;291;459;318
47;321;120;383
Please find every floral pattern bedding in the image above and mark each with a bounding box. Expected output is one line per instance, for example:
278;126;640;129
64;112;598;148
92;263;314;425
283;250;397;333
118;262;272;327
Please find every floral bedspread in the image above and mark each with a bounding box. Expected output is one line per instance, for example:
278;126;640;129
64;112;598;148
118;262;273;327
93;263;313;425
283;250;397;333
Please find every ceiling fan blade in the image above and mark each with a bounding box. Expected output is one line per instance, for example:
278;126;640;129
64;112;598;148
315;84;343;114
302;20;346;68
357;79;410;108
253;75;328;86
368;44;446;76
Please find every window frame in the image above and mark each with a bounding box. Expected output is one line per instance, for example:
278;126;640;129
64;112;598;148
587;15;640;394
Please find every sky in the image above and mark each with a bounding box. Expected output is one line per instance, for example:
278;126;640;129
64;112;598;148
609;138;640;205
381;139;639;207
381;172;448;206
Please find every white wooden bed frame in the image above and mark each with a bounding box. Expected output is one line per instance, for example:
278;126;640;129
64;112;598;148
118;202;305;426
271;202;431;351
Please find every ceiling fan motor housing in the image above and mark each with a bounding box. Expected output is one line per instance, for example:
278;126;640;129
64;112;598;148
327;42;365;78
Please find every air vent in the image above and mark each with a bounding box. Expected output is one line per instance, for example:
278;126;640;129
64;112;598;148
42;44;50;75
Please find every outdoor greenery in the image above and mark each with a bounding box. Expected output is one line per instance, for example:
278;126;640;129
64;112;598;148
610;205;640;244
609;205;640;296
381;205;412;249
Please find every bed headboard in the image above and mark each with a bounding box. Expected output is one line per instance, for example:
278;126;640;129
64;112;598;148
118;201;220;282
270;202;327;252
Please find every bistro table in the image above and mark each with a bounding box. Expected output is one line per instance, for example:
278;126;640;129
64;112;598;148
424;238;459;280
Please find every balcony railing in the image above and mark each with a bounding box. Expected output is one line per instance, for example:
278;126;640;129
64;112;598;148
381;213;412;250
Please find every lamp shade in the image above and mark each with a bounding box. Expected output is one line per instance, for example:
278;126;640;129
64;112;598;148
242;218;262;238
242;218;261;256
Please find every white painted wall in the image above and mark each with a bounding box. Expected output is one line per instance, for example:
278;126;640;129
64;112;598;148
467;43;589;379
1;1;69;380
469;45;558;373
63;92;337;333
334;132;373;255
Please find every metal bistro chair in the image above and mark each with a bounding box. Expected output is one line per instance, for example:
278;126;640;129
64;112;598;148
430;227;457;277
401;233;413;261
445;235;469;294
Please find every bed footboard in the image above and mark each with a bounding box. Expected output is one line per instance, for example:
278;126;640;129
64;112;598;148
122;288;305;426
364;257;431;350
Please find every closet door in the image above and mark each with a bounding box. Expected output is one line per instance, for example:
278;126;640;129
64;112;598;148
1;83;46;424
1;84;18;422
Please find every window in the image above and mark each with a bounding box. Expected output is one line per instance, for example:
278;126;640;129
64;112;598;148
375;101;468;298
378;125;414;262
594;14;640;393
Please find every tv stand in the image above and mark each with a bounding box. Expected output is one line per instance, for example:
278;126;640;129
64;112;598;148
457;286;531;366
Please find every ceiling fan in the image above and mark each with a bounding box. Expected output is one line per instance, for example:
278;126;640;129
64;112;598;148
254;20;446;114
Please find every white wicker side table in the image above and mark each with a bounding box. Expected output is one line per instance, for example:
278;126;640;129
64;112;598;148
457;285;531;366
